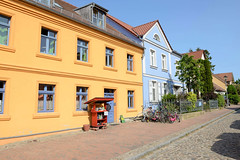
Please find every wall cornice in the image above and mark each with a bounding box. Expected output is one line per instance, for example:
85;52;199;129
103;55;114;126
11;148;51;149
0;63;143;86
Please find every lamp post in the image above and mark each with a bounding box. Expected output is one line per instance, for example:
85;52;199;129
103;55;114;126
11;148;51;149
224;75;229;106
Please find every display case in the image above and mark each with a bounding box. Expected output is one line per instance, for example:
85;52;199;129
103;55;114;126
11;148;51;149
84;97;113;128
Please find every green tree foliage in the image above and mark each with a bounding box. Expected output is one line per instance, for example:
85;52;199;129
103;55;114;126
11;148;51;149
162;93;176;102
235;79;240;84
187;92;197;108
202;59;213;94
175;55;204;94
217;94;225;107
234;84;240;95
227;85;239;104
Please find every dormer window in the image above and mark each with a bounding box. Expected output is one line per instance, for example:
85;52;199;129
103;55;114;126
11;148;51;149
153;33;160;42
93;9;104;28
34;0;51;7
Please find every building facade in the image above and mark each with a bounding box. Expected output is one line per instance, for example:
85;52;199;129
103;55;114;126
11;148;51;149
0;0;143;139
107;16;183;109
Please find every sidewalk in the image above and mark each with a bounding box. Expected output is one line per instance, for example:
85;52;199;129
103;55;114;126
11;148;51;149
0;105;239;160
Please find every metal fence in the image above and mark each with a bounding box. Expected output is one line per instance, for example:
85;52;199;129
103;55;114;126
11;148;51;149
209;100;218;109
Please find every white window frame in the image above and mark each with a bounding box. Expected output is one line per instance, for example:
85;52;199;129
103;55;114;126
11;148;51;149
150;49;157;67
162;54;167;70
175;60;179;73
149;80;159;103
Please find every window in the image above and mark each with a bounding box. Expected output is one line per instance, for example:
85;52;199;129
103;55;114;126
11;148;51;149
77;39;88;62
150;49;156;67
162;54;167;70
128;91;134;108
0;15;10;46
0;81;6;114
38;84;55;112
93;9;104;28
34;0;51;7
149;81;158;102
40;27;57;55
164;83;168;95
127;54;133;71
106;48;114;67
76;87;88;111
153;33;160;42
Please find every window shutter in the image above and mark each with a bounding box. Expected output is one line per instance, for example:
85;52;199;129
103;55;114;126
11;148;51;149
158;82;161;101
162;82;165;96
154;52;157;66
149;80;153;102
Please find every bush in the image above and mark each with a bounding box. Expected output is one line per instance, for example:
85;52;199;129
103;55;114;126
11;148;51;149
227;85;238;95
187;92;197;108
162;93;176;102
202;92;217;101
217;94;225;107
228;94;240;105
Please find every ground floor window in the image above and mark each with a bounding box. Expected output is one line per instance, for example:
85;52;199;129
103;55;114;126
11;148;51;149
0;81;6;114
76;87;88;111
38;84;55;112
128;91;134;108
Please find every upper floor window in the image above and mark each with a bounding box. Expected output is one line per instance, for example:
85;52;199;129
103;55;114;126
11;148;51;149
163;83;168;95
127;54;133;71
76;87;88;111
93;9;104;29
34;0;51;7
77;39;88;62
162;54;167;70
38;84;55;113
41;27;57;55
150;49;156;67
0;81;6;114
128;91;134;108
0;15;10;46
153;33;160;42
106;48;114;67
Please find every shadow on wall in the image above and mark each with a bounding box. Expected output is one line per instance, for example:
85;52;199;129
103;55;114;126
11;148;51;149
211;120;240;159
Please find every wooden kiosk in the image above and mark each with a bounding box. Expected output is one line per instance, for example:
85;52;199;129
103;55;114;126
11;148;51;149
84;97;113;128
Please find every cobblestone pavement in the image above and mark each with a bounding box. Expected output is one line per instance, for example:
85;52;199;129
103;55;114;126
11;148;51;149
141;109;240;160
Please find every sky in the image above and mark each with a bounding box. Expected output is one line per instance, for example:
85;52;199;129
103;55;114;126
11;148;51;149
65;0;240;80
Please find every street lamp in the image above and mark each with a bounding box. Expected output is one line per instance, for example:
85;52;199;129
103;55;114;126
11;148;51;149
224;75;229;106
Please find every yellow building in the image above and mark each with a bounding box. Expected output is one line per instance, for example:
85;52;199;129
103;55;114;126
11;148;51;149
0;0;143;139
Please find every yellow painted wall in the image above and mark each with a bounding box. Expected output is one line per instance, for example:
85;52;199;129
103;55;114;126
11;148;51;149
212;75;226;91
0;0;143;139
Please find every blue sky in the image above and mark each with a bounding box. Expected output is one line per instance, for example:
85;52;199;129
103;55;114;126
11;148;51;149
65;0;240;80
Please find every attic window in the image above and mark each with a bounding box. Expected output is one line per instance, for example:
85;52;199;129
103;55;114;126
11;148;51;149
54;2;63;9
93;8;104;29
34;0;51;7
153;34;160;42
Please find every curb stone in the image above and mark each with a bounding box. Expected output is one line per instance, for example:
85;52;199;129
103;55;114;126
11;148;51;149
114;108;239;160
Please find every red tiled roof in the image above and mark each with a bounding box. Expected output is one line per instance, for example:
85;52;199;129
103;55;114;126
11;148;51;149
212;74;225;83
182;50;205;60
55;0;77;13
214;72;234;82
106;14;137;36
132;20;158;36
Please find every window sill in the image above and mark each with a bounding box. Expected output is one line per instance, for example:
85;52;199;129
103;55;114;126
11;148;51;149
150;65;158;69
36;53;62;61
73;111;89;116
162;68;168;72
126;109;137;112
33;112;60;119
103;66;118;72
0;45;16;53
126;70;137;75
0;114;11;121
74;60;93;67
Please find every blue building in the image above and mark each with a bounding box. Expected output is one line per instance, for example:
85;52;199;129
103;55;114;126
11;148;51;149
107;15;183;109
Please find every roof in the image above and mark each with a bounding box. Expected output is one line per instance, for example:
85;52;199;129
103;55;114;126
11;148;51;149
182;50;205;60
212;74;226;83
24;0;143;49
214;72;234;82
213;83;225;92
132;20;158;36
74;3;109;13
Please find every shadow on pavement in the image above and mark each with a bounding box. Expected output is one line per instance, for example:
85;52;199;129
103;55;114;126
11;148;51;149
230;120;240;130
211;133;240;159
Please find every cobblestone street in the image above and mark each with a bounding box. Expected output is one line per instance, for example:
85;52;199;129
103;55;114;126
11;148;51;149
141;109;240;160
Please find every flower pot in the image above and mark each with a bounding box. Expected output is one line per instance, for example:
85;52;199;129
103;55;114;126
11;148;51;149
83;124;90;131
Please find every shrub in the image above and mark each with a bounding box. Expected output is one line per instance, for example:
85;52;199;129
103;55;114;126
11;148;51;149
227;85;238;95
228;94;240;105
162;93;176;102
202;92;217;101
187;92;197;108
217;94;225;107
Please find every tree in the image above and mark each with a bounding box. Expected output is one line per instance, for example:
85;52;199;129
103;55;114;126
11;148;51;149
227;85;239;104
202;59;213;93
175;55;204;95
235;79;240;84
